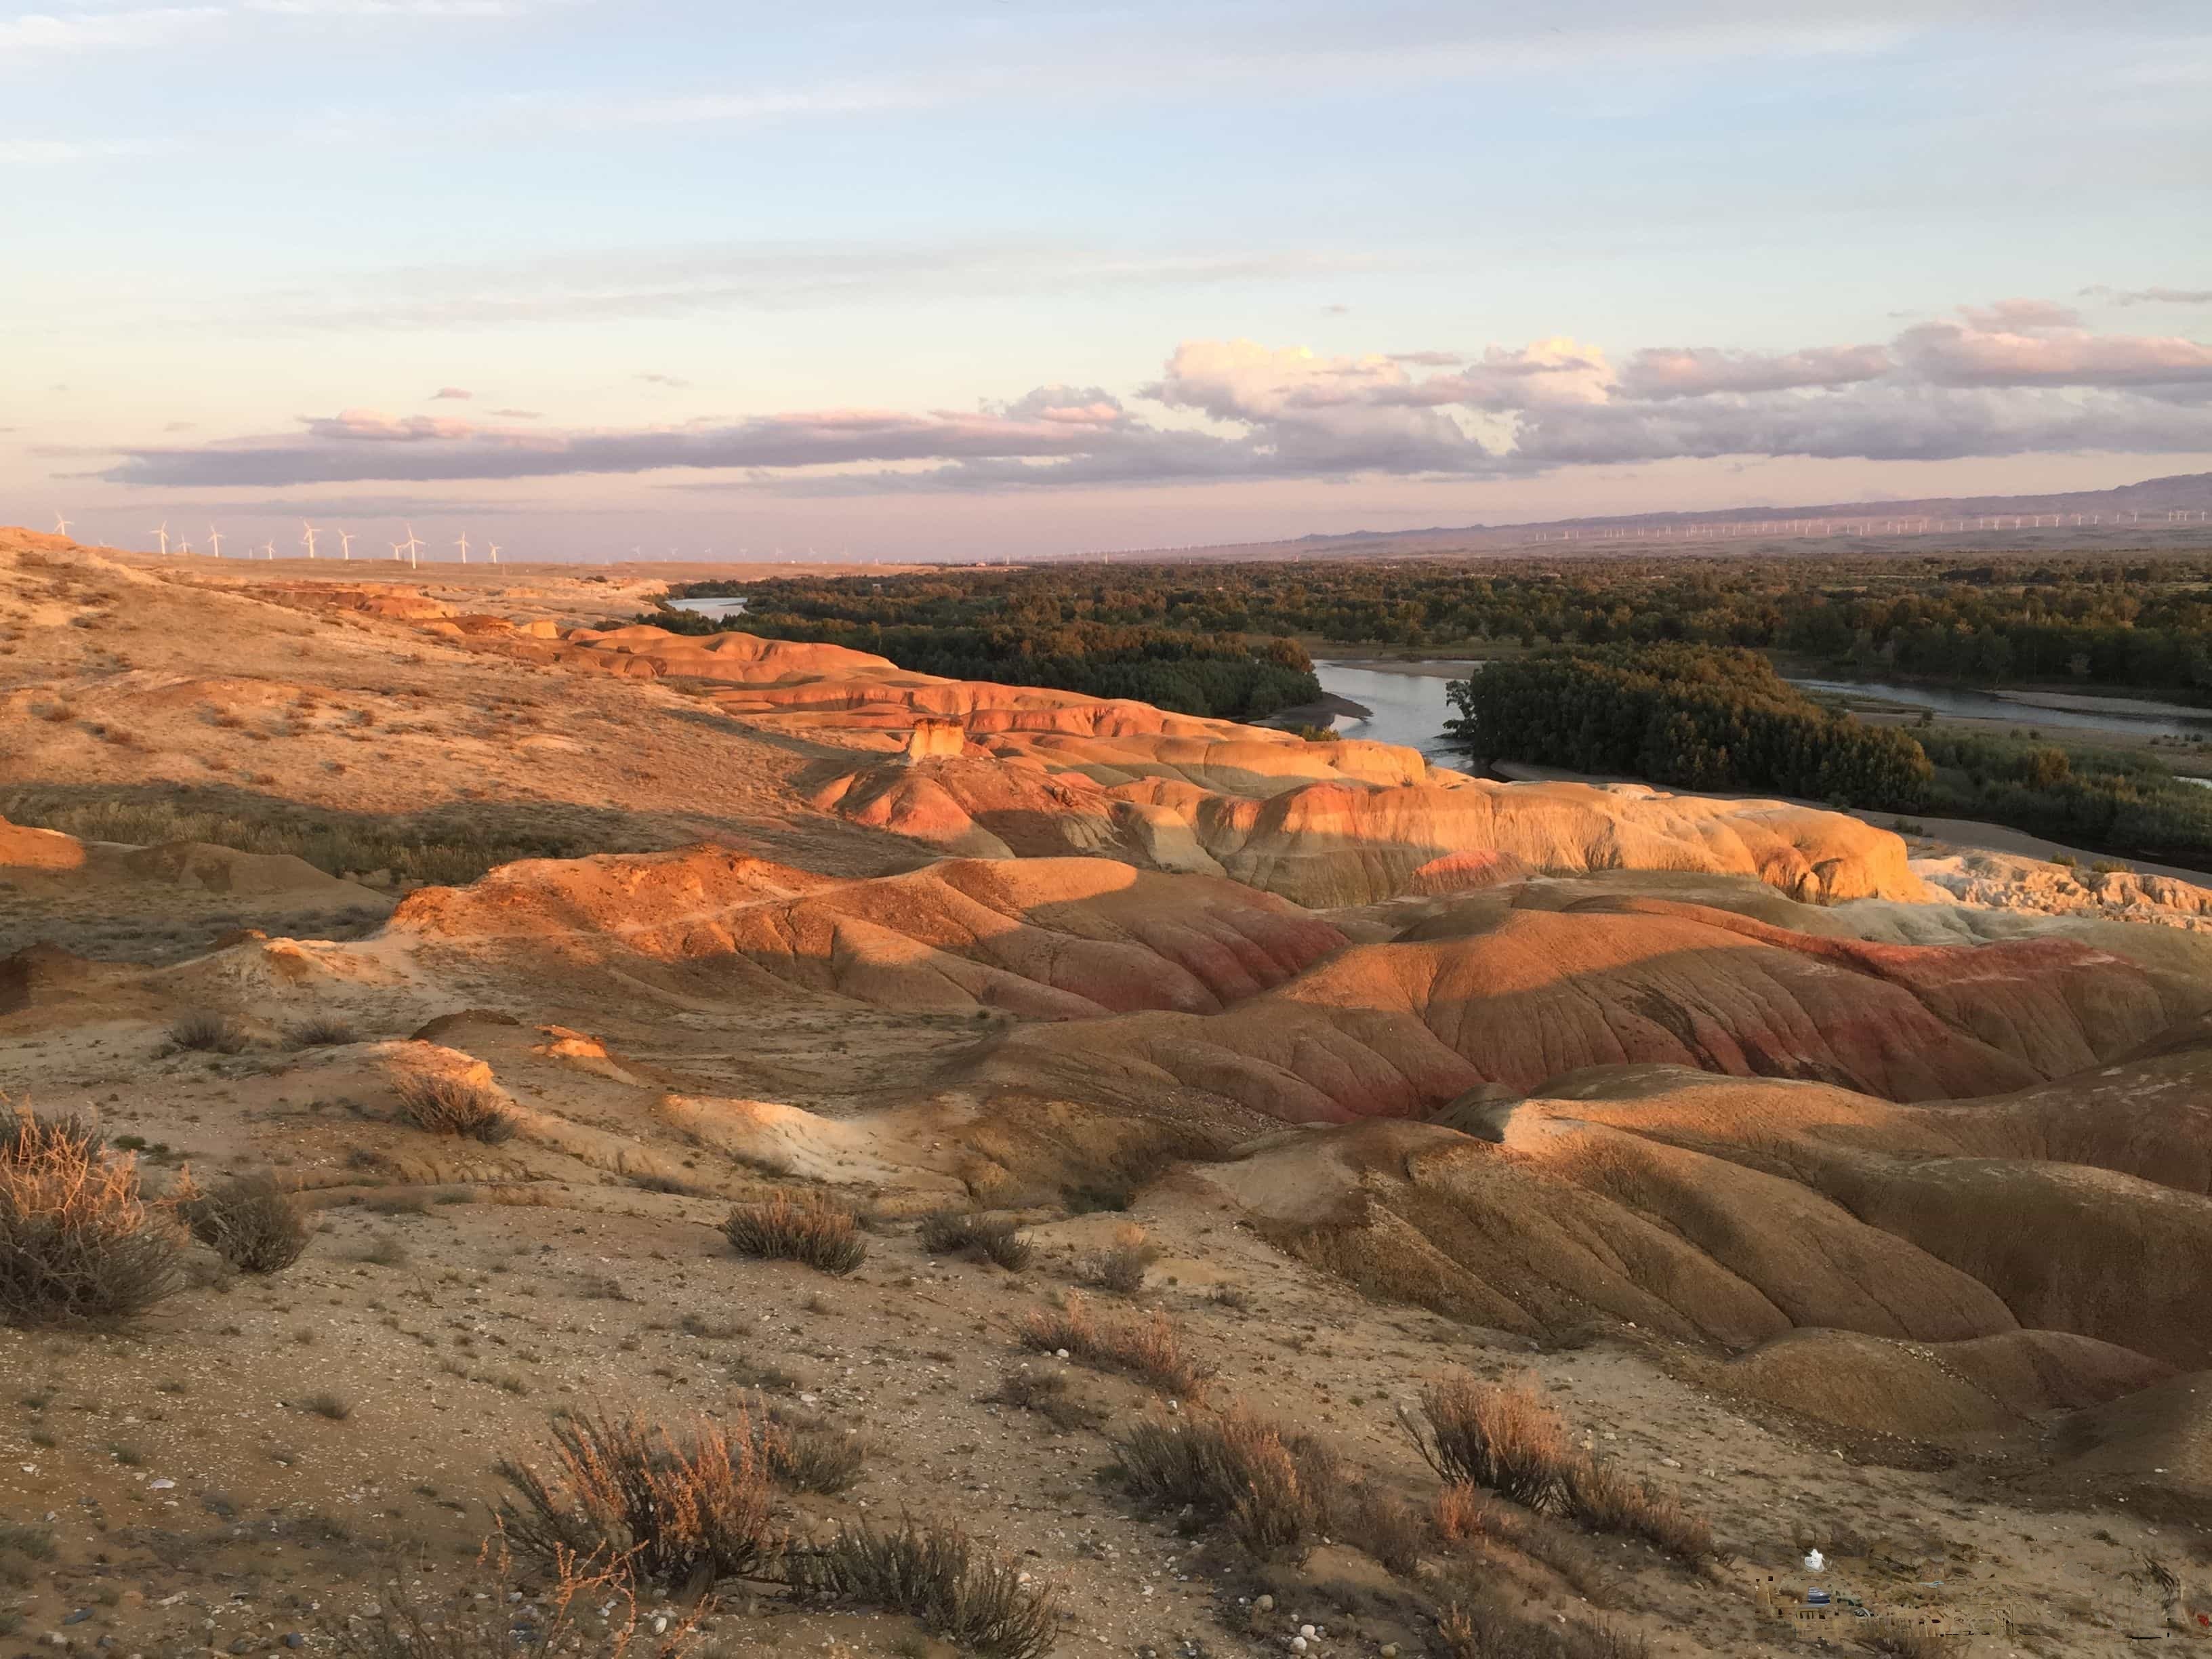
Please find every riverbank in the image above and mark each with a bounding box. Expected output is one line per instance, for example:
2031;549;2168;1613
1489;760;2212;883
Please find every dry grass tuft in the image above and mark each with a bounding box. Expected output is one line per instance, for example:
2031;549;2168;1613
721;1191;867;1275
497;1407;781;1589
168;1010;249;1054
0;1103;184;1326
1081;1222;1158;1295
1559;1455;1712;1562
1407;1372;1572;1512
987;1367;1105;1433
1439;1598;1650;1659
1019;1295;1210;1397
395;1073;518;1145
790;1520;1057;1659
1113;1405;1324;1555
331;1549;698;1659
754;1419;867;1494
918;1209;1033;1271
1853;1630;1967;1658
175;1169;314;1273
1435;1481;1493;1542
288;1017;361;1048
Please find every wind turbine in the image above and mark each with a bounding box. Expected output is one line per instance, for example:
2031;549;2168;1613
487;542;501;565
52;512;71;537
301;520;321;560
151;523;169;556
398;524;424;568
178;537;193;556
260;539;276;560
336;529;355;561
455;531;470;564
207;525;224;558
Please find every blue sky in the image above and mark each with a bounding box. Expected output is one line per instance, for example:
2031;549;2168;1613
5;1;2211;560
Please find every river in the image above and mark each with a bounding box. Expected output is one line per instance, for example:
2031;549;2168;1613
667;596;750;619
1308;660;2212;753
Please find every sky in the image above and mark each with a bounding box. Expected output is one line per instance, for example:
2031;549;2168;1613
5;0;2212;562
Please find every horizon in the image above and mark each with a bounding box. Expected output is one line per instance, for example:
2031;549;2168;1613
6;1;2211;560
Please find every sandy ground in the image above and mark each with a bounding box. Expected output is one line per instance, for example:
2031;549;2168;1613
3;534;2209;1659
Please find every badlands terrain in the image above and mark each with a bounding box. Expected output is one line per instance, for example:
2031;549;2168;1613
2;527;2210;1659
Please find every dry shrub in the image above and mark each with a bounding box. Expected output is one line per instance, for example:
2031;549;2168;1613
1113;1406;1324;1555
1019;1295;1210;1397
1408;1372;1572;1511
331;1548;697;1659
987;1367;1105;1433
918;1209;1033;1271
1854;1629;1967;1659
496;1408;781;1589
169;1010;249;1054
0;1104;184;1326
1336;1487;1430;1577
1559;1456;1712;1562
790;1520;1057;1659
176;1170;313;1273
754;1420;866;1494
720;1191;866;1275
396;1073;518;1145
289;1017;361;1048
1082;1222;1158;1294
1436;1481;1493;1542
1439;1597;1650;1659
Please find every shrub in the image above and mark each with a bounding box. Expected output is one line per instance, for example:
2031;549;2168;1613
1559;1456;1712;1562
1019;1296;1210;1397
1082;1225;1158;1295
331;1551;698;1659
395;1073;518;1145
0;1110;99;1162
176;1170;313;1273
1435;1481;1492;1542
169;1010;249;1054
789;1521;1057;1659
1113;1406;1322;1555
497;1408;781;1589
301;1392;352;1420
755;1420;866;1494
987;1367;1105;1433
918;1209;1033;1271
1406;1372;1572;1512
1853;1628;1966;1658
289;1017;361;1048
1439;1598;1650;1659
0;1105;184;1326
721;1191;866;1275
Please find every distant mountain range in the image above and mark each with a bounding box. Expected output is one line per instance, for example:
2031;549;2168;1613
1174;470;2212;559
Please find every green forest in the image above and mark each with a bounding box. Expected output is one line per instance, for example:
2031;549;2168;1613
1450;645;2212;864
654;581;1320;720
671;554;2212;699
1443;645;1935;809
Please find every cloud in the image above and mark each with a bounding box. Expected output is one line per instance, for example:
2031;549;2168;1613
489;407;541;419
98;302;2212;493
1616;344;1896;399
637;373;692;388
1896;319;2212;388
2086;285;2212;307
1956;297;2081;331
429;386;472;401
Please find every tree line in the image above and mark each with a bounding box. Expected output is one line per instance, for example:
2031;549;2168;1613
1445;644;2212;865
676;554;2212;699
